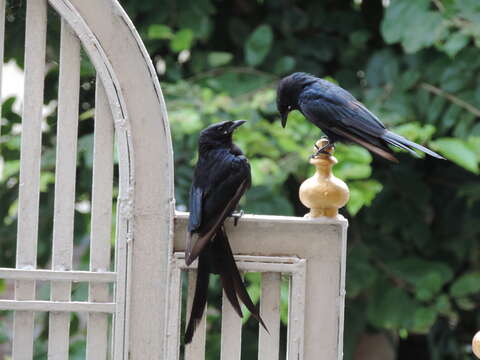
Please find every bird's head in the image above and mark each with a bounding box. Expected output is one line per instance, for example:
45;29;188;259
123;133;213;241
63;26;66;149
198;120;246;150
277;72;315;128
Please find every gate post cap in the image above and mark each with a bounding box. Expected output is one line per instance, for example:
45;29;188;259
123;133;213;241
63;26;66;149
299;139;349;219
473;331;480;358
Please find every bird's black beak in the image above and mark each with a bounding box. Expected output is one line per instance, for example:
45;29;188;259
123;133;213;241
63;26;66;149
281;113;288;128
229;120;246;132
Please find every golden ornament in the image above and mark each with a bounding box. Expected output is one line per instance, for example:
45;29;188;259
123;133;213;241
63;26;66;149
299;138;350;218
473;331;480;358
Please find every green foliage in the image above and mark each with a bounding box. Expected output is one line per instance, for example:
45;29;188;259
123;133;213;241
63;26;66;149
449;271;480;297
432;137;479;173
245;25;274;66
381;0;444;53
1;0;480;359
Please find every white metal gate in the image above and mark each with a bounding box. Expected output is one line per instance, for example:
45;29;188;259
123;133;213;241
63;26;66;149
0;0;173;358
170;213;347;360
0;0;347;359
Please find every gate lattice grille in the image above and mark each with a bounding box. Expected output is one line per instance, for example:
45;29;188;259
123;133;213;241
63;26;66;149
166;253;306;360
0;0;133;358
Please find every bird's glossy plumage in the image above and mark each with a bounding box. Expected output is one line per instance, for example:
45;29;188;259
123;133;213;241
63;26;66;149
184;120;266;344
277;72;445;162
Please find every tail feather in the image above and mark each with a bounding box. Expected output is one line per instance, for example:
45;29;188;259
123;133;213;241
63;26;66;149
185;227;268;344
217;228;269;332
382;131;445;159
185;252;210;344
383;136;420;157
212;230;243;318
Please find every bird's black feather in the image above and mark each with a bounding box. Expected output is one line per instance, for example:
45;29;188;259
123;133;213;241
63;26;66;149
184;120;266;344
277;72;445;161
188;186;203;232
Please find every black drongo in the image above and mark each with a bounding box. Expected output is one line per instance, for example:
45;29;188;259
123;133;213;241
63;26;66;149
277;72;445;162
184;120;266;344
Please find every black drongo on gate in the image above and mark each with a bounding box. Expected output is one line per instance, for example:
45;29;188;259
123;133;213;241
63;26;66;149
277;72;445;162
184;120;267;344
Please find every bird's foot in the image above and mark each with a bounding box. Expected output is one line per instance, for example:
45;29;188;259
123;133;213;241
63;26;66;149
312;141;335;158
231;210;244;227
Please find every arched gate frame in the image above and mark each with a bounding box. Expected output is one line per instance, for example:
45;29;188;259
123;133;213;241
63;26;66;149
0;0;348;359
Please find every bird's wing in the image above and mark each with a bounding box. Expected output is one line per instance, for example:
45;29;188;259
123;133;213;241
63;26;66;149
186;185;203;262
185;152;250;265
188;185;203;232
300;86;386;136
332;127;398;163
299;87;403;161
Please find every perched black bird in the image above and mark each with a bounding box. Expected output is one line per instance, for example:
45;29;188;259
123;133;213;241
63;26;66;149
277;72;445;162
184;120;266;344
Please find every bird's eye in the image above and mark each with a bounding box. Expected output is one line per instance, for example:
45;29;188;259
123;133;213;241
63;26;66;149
287;105;292;111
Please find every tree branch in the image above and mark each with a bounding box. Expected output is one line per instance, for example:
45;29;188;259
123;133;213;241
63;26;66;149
420;82;480;118
431;0;445;12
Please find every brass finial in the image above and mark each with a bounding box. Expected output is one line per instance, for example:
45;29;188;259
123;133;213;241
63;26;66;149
299;138;350;218
473;331;480;358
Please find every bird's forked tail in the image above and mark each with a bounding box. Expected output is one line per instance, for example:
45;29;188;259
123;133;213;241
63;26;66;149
382;130;445;159
184;227;268;344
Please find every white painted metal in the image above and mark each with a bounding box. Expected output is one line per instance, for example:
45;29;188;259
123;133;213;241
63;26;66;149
86;77;114;360
0;300;115;313
48;2;175;358
287;260;306;360
220;287;243;360
13;1;48;359
165;264;182;360
174;213;348;360
0;268;115;282
259;272;281;360
174;253;304;273
48;19;81;360
185;271;207;360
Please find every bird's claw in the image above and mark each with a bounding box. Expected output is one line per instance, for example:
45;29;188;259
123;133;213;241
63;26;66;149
231;210;244;226
312;141;334;158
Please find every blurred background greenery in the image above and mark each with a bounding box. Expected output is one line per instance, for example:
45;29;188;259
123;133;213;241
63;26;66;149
0;0;480;359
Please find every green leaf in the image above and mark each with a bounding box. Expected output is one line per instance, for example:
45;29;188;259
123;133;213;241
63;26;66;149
441;32;469;57
347;180;383;215
455;296;476;310
170;29;194;52
381;0;445;53
273;56;295;75
366;50;399;86
367;285;413;330
244;24;273;66
249;158;283;186
335;144;372;164
387;257;453;301
346;259;377;298
450;271;480;297
207;52;233;67
402;13;444;53
434;295;452;316
148;24;173;39
431;138;479;173
412;307;437;334
335;162;371;180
